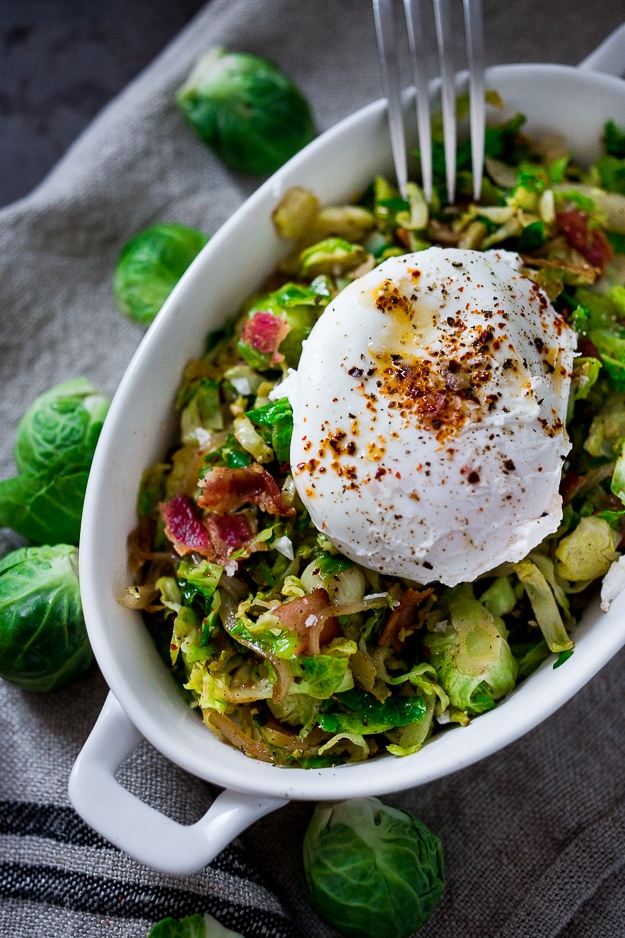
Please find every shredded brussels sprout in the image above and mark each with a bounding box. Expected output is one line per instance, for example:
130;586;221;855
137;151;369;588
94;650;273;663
126;114;625;767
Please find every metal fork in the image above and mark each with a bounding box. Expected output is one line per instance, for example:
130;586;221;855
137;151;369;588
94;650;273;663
372;0;485;204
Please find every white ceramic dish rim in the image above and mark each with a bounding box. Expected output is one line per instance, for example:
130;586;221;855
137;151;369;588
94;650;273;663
75;55;625;809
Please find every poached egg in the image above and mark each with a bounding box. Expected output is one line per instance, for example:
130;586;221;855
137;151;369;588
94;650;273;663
279;247;577;587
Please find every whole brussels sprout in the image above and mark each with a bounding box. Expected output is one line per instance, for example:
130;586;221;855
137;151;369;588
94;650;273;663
176;47;314;175
0;378;110;545
114;223;209;327
13;377;108;477
303;797;445;938
0;544;92;691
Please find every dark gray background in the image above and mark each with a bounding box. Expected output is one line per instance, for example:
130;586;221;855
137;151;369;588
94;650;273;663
0;0;205;208
1;0;624;210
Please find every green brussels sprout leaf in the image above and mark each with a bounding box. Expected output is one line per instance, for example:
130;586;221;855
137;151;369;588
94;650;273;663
0;378;110;546
177;47;315;176
554;515;619;582
313;550;354;578
426;585;518;714
114;223;209;327
513;560;573;653
302;797;445;938
246;397;293;463
0;544;92;691
137;463;170;517
203;433;253;470
604;120;625;158
176;558;223;611
289;654;352;699
319;687;426;735
0;470;89;546
298;238;367;278
147;911;245;938
148;916;205;938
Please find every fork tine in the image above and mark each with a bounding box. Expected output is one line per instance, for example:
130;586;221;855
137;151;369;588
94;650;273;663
372;0;409;198
433;0;457;204
374;0;485;207
464;0;485;201
403;0;433;203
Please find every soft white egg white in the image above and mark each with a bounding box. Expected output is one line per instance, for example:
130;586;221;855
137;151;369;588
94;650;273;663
279;247;577;587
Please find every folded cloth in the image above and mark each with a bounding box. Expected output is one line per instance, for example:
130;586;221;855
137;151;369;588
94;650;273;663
1;1;625;937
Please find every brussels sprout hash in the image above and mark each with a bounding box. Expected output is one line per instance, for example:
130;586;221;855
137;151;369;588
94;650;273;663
126;115;625;767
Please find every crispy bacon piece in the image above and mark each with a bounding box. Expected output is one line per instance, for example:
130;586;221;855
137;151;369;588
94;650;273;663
198;463;295;517
160;494;212;557
578;336;602;360
560;469;587;505
395;228;411;250
241;310;290;366
378;587;434;652
557;208;613;274
204;512;255;563
161;494;264;562
274;588;340;656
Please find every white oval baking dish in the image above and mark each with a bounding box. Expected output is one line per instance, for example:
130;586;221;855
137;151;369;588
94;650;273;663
69;24;625;874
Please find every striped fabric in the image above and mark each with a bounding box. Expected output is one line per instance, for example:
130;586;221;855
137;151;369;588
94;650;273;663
0;673;301;938
0;801;294;930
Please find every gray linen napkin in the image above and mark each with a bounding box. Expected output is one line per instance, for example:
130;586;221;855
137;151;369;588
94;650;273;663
1;1;625;936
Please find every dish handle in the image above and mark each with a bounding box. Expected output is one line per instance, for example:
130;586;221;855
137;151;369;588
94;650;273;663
68;692;288;875
578;22;625;77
